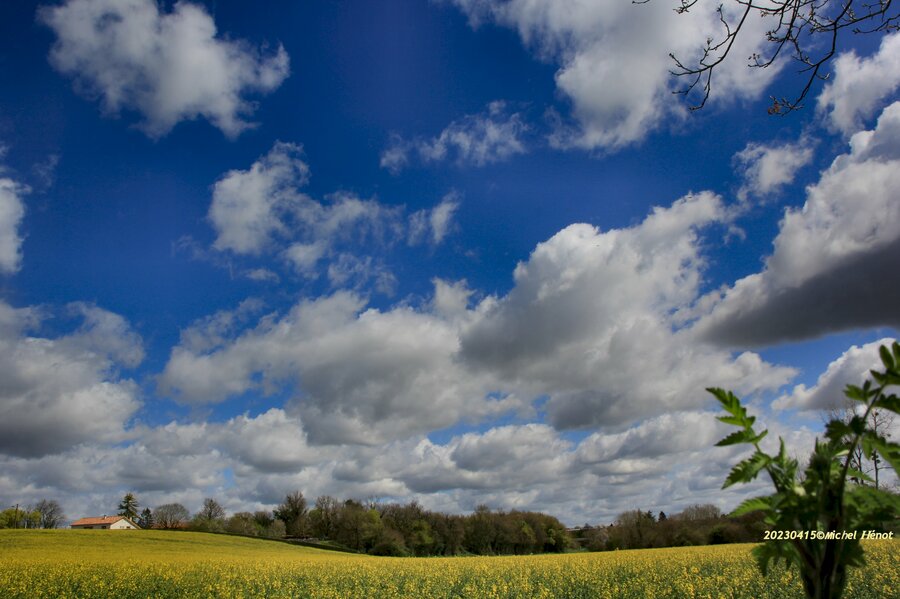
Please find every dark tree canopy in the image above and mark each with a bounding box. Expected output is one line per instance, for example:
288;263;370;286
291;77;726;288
274;490;308;537
34;499;66;529
117;492;139;521
153;503;190;529
192;498;227;532
198;498;226;522
137;507;154;529
222;511;284;538
669;0;899;112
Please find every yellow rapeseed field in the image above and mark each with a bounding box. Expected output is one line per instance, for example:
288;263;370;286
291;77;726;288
0;530;896;598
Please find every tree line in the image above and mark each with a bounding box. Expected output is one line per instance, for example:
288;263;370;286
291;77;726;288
0;499;66;529
572;504;769;551
18;491;888;558
113;491;570;556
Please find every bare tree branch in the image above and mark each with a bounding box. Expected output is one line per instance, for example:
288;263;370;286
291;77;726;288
669;0;898;112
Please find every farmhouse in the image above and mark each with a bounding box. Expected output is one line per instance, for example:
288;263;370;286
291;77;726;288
71;515;139;530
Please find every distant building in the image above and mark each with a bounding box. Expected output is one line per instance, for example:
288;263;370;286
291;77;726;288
71;515;139;530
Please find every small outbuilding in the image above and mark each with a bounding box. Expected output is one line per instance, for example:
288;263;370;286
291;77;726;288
71;515;139;530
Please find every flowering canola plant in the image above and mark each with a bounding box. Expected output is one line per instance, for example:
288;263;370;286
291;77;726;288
1;530;896;598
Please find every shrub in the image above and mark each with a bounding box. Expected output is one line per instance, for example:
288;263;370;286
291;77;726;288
710;342;900;599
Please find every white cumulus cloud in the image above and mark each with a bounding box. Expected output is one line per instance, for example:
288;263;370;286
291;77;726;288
733;138;815;204
382;101;528;173
460;192;795;429
448;0;778;150
159;289;514;445
209;142;311;255
167;192;794;443
40;0;290;138
0;301;143;457
0;177;28;274
408;194;460;246
696;102;900;346
818;31;900;137
210;143;403;260
774;339;896;411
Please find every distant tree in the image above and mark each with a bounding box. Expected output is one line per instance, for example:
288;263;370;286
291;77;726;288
334;499;367;551
658;511;667;522
426;513;466;555
538;513;570;553
138;508;154;529
192;498;226;533
34;499;66;529
708;521;746;545
611;510;658;549
671;523;706;547
409;518;434;556
379;501;422;537
274;491;307;537
23;509;41;529
117;492;140;521
584;526;610;551
829;402;896;489
464;505;496;554
198;497;226;521
675;504;723;521
308;495;340;539
361;509;384;552
226;512;259;536
514;520;537;554
220;510;283;538
443;514;467;555
494;514;518;554
253;510;281;536
0;507;39;529
154;503;189;529
266;519;287;539
369;527;408;556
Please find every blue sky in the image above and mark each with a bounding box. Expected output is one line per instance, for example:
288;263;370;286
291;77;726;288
0;0;898;524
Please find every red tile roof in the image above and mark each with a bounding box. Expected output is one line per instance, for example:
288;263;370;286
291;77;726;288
71;516;137;527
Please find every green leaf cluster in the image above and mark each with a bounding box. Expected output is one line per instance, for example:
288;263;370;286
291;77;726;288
710;342;900;599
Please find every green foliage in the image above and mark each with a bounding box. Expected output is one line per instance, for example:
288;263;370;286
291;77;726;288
710;342;900;599
191;498;226;533
137;508;154;530
274;491;307;537
409;518;434;556
369;527;409;556
582;503;750;551
34;499;66;529
117;492;140;521
153;503;190;530
225;512;259;536
0;508;40;529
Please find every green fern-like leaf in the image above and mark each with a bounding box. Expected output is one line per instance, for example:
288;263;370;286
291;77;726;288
716;429;757;447
729;495;773;517
874;393;900;414
723;452;770;488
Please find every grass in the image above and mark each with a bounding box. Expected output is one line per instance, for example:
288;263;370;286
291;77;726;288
0;529;338;562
